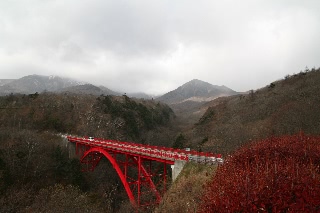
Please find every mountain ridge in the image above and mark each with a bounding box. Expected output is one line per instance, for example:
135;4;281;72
0;75;237;104
0;74;85;95
58;84;120;96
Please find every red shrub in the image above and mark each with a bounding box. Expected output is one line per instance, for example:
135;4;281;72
199;133;320;213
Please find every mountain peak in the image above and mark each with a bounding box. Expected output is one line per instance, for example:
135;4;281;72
156;79;237;104
182;79;214;88
188;79;206;83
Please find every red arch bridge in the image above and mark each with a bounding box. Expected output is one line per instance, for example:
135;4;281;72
67;136;223;208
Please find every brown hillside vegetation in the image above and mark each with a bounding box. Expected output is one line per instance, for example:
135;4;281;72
189;67;320;155
155;163;217;213
199;133;320;212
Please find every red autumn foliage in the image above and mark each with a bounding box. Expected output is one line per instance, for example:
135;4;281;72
199;133;320;213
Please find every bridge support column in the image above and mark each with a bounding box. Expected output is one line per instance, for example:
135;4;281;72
171;160;186;182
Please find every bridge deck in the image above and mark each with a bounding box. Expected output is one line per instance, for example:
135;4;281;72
67;136;222;164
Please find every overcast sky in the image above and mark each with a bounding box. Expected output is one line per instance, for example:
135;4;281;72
1;0;320;95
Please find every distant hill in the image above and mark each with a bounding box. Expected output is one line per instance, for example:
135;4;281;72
127;92;159;100
156;79;237;105
59;84;119;96
0;79;15;86
0;74;156;98
0;75;86;95
0;74;122;96
98;86;121;96
185;68;320;155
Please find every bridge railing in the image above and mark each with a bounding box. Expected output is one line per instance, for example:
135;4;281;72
67;136;223;164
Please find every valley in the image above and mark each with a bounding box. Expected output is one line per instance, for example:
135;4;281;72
1;68;320;212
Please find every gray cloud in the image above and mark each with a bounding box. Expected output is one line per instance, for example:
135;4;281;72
1;0;320;95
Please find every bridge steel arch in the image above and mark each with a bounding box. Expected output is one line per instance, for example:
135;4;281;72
78;145;168;208
67;136;223;209
81;148;136;205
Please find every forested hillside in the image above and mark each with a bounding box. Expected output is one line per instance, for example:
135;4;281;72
180;68;320;155
0;93;174;142
0;93;175;212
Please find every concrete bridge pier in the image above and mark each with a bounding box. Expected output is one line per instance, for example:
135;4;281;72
171;160;186;182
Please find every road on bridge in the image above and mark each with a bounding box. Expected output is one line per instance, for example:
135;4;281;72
67;136;223;164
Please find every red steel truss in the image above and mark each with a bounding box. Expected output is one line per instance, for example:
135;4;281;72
67;136;222;208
